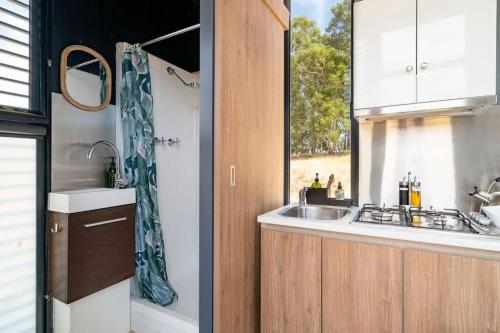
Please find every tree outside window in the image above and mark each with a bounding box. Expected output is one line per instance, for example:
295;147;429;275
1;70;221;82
290;0;352;201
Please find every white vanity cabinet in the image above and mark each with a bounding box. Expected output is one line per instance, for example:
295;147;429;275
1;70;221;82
354;0;498;116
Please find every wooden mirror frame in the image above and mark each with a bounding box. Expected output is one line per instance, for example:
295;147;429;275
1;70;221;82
60;45;112;112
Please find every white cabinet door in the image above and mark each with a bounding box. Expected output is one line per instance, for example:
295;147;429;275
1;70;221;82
354;0;416;110
417;0;497;102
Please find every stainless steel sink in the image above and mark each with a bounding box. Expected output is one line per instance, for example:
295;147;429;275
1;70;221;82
279;205;349;220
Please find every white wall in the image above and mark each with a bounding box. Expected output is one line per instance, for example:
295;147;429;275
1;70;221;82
53;280;130;333
116;43;200;321
51;70;128;333
51;68;115;191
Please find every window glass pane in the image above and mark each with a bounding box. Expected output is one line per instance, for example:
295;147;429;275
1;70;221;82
290;0;352;201
0;136;37;333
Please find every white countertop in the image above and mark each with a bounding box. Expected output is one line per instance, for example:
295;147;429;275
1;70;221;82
49;188;136;213
258;204;500;253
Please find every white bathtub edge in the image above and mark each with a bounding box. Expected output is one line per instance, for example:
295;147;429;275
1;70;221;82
131;297;198;333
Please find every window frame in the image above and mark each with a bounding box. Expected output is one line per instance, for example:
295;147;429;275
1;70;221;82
0;127;49;333
284;0;359;206
0;0;50;125
0;0;51;331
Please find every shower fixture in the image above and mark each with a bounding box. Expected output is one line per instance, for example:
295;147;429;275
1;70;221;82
167;66;200;89
154;136;181;146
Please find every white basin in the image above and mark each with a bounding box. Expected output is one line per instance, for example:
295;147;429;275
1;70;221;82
49;187;136;213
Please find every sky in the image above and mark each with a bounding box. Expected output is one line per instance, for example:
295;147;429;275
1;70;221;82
291;0;342;32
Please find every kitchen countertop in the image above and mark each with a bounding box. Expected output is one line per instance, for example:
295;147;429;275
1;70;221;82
258;204;500;252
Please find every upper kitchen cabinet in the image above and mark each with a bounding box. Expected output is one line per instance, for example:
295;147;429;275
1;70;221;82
417;0;497;103
353;0;417;110
354;0;499;119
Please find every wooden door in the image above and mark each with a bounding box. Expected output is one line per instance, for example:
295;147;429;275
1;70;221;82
261;229;322;333
322;239;403;333
353;0;416;110
404;250;500;333
213;0;289;332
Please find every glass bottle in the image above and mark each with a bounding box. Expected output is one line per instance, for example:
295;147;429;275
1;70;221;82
311;173;322;189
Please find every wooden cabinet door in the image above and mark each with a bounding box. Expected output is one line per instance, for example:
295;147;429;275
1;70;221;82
49;205;136;304
213;0;289;332
404;250;500;333
261;229;322;333
417;0;496;102
353;0;417;110
322;239;403;333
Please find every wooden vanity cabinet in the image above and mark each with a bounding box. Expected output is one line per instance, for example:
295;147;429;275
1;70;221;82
261;229;322;333
48;204;136;304
404;250;500;333
322;239;403;333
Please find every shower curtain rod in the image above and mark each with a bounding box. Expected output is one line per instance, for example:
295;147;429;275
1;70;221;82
68;24;201;71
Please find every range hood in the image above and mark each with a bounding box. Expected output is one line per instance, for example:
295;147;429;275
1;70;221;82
354;95;498;122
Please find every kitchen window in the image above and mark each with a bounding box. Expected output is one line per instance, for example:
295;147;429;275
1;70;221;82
287;0;354;202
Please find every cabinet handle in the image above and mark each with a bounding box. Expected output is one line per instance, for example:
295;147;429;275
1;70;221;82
405;65;414;73
230;165;236;187
420;62;429;70
84;217;127;228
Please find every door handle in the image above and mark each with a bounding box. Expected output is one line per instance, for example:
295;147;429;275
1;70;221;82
405;65;414;73
420;62;429;70
230;165;236;187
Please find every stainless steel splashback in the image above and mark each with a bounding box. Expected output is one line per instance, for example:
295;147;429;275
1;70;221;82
359;105;500;213
51;93;116;191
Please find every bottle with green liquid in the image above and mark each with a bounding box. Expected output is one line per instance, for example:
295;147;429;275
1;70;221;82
311;173;322;189
105;157;116;188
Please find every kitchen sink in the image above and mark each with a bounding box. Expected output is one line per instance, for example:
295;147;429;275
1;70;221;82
279;205;349;221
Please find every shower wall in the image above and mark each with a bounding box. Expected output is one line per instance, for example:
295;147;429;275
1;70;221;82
115;43;200;321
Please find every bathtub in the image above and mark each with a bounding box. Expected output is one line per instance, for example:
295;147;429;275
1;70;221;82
131;297;198;333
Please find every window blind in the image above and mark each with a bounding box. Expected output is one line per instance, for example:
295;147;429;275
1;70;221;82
0;136;36;333
0;0;30;110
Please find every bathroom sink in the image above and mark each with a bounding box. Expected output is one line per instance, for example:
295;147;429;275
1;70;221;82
49;187;136;213
279;205;349;221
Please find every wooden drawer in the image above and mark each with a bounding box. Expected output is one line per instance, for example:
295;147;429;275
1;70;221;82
49;204;136;303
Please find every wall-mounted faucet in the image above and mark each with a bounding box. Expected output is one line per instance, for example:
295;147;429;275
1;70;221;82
87;140;126;189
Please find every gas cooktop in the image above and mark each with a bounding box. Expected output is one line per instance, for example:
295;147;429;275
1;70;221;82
353;204;480;234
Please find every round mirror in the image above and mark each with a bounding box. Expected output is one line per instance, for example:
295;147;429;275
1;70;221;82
60;45;112;112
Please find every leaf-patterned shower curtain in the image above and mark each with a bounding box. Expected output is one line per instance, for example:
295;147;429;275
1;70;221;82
120;45;177;306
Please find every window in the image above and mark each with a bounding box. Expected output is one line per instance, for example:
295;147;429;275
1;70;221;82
0;0;30;111
0;1;47;332
0;136;37;332
289;0;352;201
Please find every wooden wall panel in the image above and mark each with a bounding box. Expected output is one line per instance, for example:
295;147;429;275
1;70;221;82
404;250;500;333
213;0;289;332
322;239;403;333
261;229;322;333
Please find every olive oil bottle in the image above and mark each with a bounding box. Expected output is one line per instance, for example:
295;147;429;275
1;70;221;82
311;173;322;189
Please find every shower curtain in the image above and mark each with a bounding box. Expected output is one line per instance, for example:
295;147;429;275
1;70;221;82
120;45;177;306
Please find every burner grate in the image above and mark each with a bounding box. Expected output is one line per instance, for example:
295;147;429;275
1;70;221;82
353;204;477;234
354;204;408;226
408;207;474;233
